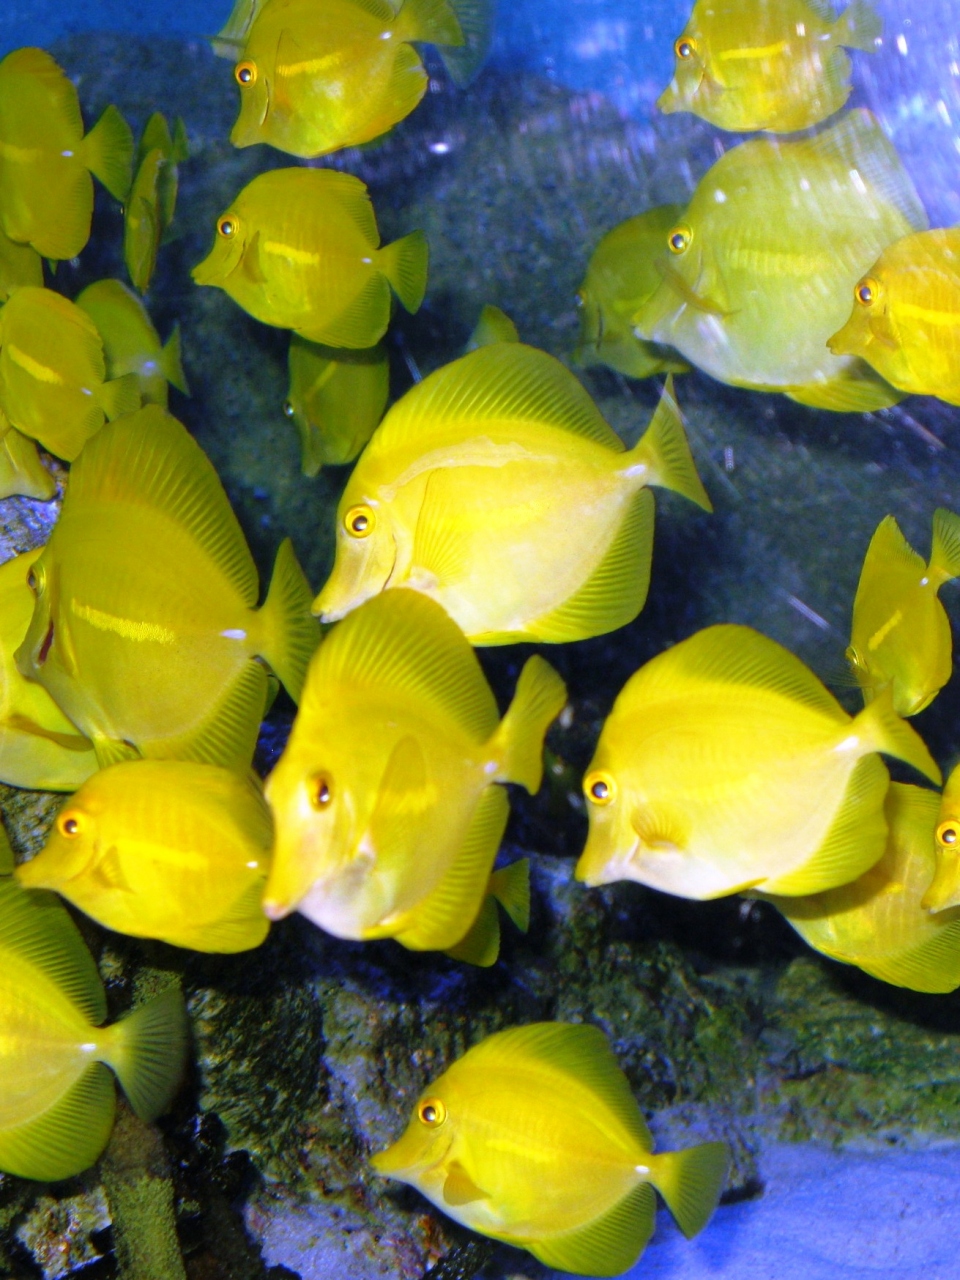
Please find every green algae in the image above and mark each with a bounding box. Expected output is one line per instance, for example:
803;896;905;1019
100;1107;186;1280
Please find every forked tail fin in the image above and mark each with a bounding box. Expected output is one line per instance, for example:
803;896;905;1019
649;1141;728;1238
489;657;567;793
379;230;429;314
625;376;712;511
258;538;321;703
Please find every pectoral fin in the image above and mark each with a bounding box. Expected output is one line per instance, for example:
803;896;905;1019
443;1160;490;1206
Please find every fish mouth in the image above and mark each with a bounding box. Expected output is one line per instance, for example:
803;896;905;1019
191;253;220;287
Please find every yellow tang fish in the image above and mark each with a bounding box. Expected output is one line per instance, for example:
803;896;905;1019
846;510;960;717
658;0;880;134
0;549;96;790
576;624;940;901
263;589;566;964
15;405;320;770
284;336;388;477
765;784;960;994
17;760;273;953
829;228;960;405
632;111;925;412
124;113;189;295
313;344;712;644
0;47;133;261
924;763;960;913
77;279;189;409
230;0;464;158
0;286;142;462
192;168;428;349
371;1022;728;1276
576;206;691;380
0;224;42;302
0;851;187;1181
213;0;268;57
0;406;55;501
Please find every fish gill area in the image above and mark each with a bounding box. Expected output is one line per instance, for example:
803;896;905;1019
1;27;960;1280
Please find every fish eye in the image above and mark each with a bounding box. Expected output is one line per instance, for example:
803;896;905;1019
845;644;865;671
855;277;879;307
417;1097;447;1127
235;60;258;86
26;565;40;592
584;770;616;805
217;215;239;239
937;820;960;848
675;36;698;59
58;811;82;837
344;504;375;538
668;225;691;255
574;292;585;309
309;773;333;810
283;401;295;418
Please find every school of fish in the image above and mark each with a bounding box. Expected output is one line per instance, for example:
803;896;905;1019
0;1;957;1271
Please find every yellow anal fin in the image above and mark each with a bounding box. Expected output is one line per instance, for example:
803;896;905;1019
0;1062;116;1182
159;659;267;772
763;754;889;895
188;876;270;955
860;922;960;994
444;895;500;967
530;486;654;643
528;1179;656;1276
299;273;392;350
785;375;902;413
394;784;508;952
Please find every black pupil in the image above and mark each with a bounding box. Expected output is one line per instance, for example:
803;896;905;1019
283;401;294;417
352;515;368;532
946;828;957;844
240;67;251;82
679;41;692;56
64;819;77;834
859;285;872;303
27;570;36;589
672;233;685;250
317;781;330;805
422;1105;436;1122
592;780;609;799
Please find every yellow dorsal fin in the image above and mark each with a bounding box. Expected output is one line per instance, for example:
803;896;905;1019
799;110;927;232
465;1022;652;1148
0;877;106;1023
310;169;380;245
622;624;847;720
308;589;498;742
372;343;624;458
465;304;519;351
66;405;260;606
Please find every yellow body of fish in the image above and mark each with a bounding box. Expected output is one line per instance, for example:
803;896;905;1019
0;225;42;302
18;760;273;953
124;113;188;295
15;405;319;770
313;344;711;644
576;206;690;380
192;168;428;348
659;0;880;134
925;764;960;913
765;784;960;993
0;47;132;261
0;286;142;462
0;861;187;1180
77;279;189;409
0;407;54;501
576;624;940;900
285;336;388;477
371;1022;727;1275
829;228;960;405
632;111;925;412
264;589;566;962
846;510;960;717
0;549;96;790
230;0;463;157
